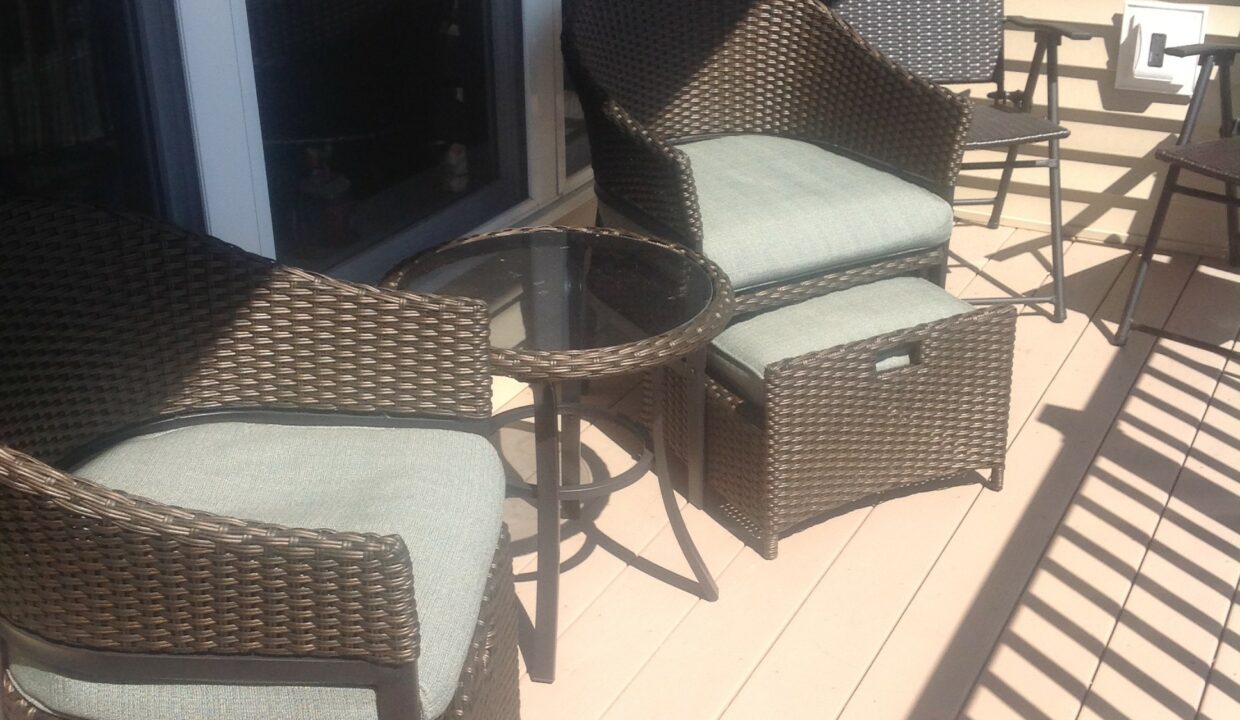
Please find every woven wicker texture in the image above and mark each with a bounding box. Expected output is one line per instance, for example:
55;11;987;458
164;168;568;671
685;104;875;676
662;305;1016;558
965;103;1070;148
0;530;520;720
427;529;520;720
829;0;1003;84
1157;136;1240;183
382;226;735;383
733;248;944;316
0;443;420;661
563;0;972;253
0;199;492;464
0;199;518;719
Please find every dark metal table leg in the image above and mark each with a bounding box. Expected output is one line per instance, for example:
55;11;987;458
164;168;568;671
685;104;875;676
559;380;583;520
652;366;719;602
684;351;708;509
529;381;561;684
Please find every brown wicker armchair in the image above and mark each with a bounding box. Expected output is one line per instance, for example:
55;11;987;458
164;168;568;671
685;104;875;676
0;200;519;720
563;0;973;315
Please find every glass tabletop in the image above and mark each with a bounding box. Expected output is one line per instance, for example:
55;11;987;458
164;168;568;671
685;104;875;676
385;227;721;356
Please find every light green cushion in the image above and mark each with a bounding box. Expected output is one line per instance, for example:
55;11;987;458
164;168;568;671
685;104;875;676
680;134;953;290
710;277;975;404
9;421;507;720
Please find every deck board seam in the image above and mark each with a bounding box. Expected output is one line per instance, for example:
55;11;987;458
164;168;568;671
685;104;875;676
1195;571;1240;719
709;509;873;720
834;233;1083;718
1068;258;1228;719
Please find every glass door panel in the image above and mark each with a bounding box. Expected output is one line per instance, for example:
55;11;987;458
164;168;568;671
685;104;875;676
245;0;525;271
560;1;591;179
0;0;201;227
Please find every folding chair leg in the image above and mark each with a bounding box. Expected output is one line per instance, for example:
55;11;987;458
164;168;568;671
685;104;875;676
987;146;1020;229
1048;141;1068;323
1115;167;1180;346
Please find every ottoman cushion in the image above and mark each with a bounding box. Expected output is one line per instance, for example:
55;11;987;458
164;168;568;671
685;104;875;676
710;277;975;404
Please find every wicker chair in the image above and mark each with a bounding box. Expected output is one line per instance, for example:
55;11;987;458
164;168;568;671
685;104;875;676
829;0;1094;323
563;0;973;318
0;199;519;720
1115;43;1240;346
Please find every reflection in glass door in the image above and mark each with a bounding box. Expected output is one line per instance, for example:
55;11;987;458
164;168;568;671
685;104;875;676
0;0;201;227
560;0;591;180
562;66;590;178
245;0;526;271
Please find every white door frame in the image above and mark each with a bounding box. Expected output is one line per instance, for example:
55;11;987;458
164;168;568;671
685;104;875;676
173;0;274;258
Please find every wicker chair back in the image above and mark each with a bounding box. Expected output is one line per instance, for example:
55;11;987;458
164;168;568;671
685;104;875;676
0;199;492;464
828;0;1004;84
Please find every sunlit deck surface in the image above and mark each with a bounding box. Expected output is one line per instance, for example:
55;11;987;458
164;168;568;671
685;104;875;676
491;219;1239;720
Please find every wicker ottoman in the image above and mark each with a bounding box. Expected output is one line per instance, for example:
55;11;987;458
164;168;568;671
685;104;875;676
661;278;1017;559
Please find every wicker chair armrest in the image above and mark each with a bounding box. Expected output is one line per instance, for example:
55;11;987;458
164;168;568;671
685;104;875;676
166;261;495;421
0;445;421;666
781;3;973;198
586;99;705;246
0;199;495;462
1005;16;1093;42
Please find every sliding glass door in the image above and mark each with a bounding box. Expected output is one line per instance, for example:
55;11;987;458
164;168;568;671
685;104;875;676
243;0;526;272
0;0;201;228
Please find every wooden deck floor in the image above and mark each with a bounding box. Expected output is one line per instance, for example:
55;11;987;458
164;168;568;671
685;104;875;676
492;222;1240;720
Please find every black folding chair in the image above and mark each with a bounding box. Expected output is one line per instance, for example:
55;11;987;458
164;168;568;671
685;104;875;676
829;0;1093;322
1114;43;1240;346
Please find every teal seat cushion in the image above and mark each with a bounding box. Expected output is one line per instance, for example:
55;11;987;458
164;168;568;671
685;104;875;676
8;421;507;720
710;277;975;404
679;134;953;290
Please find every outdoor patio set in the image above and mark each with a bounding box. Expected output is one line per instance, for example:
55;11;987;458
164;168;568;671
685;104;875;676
0;1;1236;719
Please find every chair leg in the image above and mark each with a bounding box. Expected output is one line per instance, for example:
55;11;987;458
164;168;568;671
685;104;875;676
926;244;949;288
1048;140;1068;323
1116;167;1180;346
1226;180;1239;267
987;146;1020;229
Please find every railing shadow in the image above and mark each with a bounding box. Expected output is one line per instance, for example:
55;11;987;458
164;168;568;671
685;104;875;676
909;265;1240;718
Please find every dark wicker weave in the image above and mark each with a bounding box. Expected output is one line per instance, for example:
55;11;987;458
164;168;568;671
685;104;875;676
661;305;1017;559
831;0;1094;323
1156;136;1240;185
564;0;971;304
0;199;518;719
732;247;945;316
828;0;1003;84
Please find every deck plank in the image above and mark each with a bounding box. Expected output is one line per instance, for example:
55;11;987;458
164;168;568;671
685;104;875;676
964;262;1239;720
601;507;869;720
1078;314;1240;719
837;244;1198;720
1198;586;1240;720
945;222;1020;296
516;504;745;719
719;230;1110;718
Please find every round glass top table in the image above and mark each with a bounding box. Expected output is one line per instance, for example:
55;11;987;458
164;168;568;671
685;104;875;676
383;225;732;380
383;226;733;683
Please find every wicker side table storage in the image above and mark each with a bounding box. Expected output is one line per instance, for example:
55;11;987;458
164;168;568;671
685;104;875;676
661;278;1018;559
